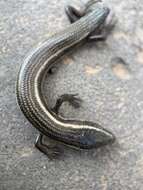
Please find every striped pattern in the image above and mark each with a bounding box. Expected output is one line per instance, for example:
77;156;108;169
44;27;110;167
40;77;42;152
16;5;115;148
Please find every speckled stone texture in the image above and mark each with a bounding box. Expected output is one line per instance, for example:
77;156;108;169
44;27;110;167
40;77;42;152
0;0;143;189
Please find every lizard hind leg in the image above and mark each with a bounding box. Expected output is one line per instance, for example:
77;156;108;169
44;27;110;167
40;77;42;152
65;0;103;23
88;11;117;41
65;4;85;23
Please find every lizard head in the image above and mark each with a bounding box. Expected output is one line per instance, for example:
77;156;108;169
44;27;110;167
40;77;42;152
78;121;115;148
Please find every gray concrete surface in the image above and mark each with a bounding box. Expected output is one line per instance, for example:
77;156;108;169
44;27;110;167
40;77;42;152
0;0;143;189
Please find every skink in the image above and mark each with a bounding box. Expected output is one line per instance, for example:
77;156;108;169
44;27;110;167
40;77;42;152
16;1;115;158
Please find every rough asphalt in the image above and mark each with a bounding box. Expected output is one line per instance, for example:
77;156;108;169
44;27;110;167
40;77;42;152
0;0;143;189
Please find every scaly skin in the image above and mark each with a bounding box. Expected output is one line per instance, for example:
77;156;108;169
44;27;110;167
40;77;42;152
16;2;115;155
